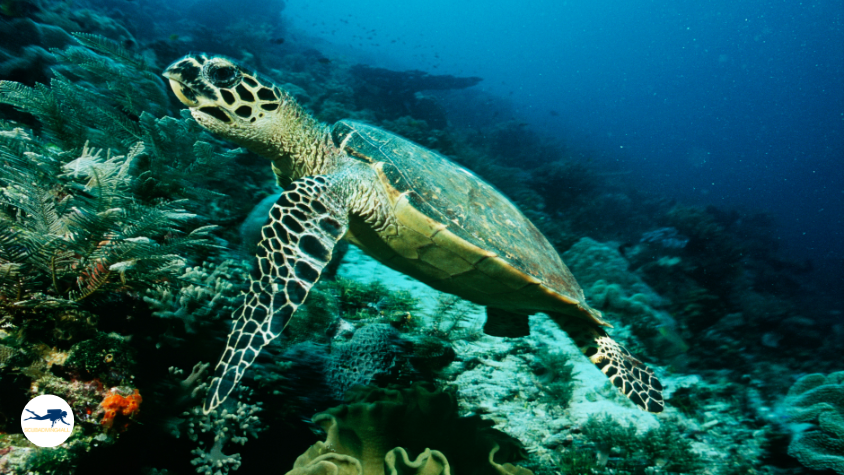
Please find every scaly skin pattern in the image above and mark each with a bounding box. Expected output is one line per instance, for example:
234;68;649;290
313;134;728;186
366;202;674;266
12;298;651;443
206;176;348;412
163;54;664;414
554;315;664;413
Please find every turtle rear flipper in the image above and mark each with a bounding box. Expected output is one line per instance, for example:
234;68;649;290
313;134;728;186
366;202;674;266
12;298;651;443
551;314;664;413
204;176;348;413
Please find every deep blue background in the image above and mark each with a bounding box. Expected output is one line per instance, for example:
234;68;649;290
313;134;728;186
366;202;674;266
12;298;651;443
285;0;843;281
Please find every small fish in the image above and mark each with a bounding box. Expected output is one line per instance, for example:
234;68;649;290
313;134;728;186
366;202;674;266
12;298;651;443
317;57;331;64
270;37;285;45
549;110;559;116
169;34;179;41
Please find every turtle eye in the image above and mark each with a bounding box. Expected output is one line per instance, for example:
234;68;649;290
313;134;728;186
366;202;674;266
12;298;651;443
205;61;241;89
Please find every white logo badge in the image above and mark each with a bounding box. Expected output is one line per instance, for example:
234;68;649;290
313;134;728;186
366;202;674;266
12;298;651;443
20;394;74;447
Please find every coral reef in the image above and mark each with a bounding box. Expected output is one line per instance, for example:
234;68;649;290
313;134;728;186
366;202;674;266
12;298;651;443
0;0;835;473
0;137;215;310
561;238;686;359
350;64;481;127
785;372;844;474
0;22;266;474
554;414;701;475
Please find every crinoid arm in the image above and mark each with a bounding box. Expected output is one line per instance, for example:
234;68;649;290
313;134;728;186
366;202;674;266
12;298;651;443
204;176;348;413
551;314;665;413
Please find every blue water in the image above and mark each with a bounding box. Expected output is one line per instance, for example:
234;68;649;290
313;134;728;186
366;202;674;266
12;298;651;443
285;0;843;289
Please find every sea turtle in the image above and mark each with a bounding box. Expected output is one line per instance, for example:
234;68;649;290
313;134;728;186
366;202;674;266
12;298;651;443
163;55;664;414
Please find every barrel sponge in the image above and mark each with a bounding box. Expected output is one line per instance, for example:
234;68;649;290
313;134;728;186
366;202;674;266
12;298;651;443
284;384;531;475
785;372;844;474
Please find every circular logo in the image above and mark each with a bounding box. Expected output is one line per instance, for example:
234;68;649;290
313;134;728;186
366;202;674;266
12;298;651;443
20;395;74;447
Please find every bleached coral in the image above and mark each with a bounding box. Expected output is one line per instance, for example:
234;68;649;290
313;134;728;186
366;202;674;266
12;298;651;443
187;384;264;475
143;260;248;335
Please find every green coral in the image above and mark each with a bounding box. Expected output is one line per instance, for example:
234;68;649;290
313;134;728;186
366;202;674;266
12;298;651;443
321;277;417;321
0;29;262;474
785;372;844;474
425;294;482;341
533;347;576;407
22;446;73;475
0;132;216;313
284;276;419;344
559;414;701;475
0;34;263;229
284;280;341;344
554;448;600;475
0;34;168;151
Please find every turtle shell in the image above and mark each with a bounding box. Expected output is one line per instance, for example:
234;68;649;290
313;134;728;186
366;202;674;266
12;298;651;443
331;120;606;326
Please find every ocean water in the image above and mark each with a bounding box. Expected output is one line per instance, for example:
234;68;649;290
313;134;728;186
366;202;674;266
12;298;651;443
285;0;843;306
0;0;842;473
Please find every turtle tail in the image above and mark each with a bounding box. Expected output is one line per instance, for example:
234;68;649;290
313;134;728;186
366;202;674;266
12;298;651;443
550;314;664;413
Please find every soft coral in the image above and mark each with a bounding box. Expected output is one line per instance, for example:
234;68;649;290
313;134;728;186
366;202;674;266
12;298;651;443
101;389;142;430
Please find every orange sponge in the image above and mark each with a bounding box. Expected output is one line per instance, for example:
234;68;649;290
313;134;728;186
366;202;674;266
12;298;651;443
101;389;142;429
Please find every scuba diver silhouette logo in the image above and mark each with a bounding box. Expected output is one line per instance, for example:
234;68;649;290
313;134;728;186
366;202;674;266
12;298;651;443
20;394;74;447
24;408;71;427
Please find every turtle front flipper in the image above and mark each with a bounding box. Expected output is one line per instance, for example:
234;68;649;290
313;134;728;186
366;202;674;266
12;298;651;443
551;315;664;413
204;176;348;413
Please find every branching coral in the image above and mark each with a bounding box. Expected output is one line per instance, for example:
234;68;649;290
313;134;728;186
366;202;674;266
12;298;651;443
143;259;249;335
425;294;482;342
0;35;167;150
532;347;576;407
187;386;264;475
785;372;844;474
329;277;418;321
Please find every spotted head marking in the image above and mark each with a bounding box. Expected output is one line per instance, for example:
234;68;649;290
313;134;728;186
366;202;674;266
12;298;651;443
163;54;284;143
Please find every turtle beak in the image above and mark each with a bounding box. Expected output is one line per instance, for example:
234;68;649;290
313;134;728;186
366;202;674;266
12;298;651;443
162;65;200;107
163;56;235;124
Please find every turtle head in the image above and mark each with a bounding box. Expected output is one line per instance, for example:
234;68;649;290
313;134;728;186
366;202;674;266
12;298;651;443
163;54;283;144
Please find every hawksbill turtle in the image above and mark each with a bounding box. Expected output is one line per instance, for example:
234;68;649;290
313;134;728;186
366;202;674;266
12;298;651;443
163;55;665;414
